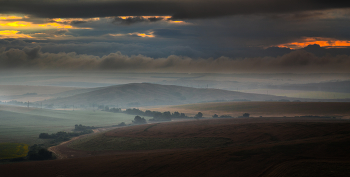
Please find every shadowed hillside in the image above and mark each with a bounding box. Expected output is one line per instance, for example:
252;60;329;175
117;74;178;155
2;118;350;177
41;83;299;107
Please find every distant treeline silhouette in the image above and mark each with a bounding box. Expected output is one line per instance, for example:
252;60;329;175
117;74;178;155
39;124;95;144
106;107;188;121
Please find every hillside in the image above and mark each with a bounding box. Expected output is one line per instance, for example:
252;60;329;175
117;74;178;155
42;83;298;107
2;118;350;177
164;102;350;118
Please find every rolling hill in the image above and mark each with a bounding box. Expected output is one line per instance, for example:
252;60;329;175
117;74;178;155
2;117;350;177
41;83;298;107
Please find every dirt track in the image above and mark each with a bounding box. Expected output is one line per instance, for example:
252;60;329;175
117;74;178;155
48;126;118;159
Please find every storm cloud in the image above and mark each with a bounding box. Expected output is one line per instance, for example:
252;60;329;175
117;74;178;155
1;46;349;73
113;16;164;25
0;0;349;19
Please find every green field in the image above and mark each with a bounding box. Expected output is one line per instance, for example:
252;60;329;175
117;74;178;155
0;105;138;145
0;143;29;160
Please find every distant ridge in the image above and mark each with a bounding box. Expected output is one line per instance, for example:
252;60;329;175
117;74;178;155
41;83;300;108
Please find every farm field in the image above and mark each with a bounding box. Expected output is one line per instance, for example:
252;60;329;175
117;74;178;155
2;117;350;177
152;101;350;118
0;143;28;160
0;105;137;145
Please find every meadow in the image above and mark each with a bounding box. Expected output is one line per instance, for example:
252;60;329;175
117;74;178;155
0;105;137;145
167;101;350;118
0;143;28;160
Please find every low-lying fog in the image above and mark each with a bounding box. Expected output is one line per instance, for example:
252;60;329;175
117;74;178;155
0;71;349;104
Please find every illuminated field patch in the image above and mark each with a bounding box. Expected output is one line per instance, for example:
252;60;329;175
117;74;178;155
0;143;29;160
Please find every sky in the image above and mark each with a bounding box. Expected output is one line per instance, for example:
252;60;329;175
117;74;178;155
0;0;350;73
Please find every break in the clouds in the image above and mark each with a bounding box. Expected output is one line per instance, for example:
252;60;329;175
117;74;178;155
1;46;350;73
0;0;349;19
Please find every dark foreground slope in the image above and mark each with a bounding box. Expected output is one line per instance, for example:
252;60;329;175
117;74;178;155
42;83;293;107
2;117;350;177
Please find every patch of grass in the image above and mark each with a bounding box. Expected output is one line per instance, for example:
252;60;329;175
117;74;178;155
0;105;137;145
69;134;233;151
0;143;29;160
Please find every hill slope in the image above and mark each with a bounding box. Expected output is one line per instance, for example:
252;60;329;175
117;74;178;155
2;118;350;177
42;83;295;107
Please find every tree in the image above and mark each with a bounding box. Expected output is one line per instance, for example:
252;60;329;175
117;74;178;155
212;114;218;118
172;111;180;118
194;112;203;119
39;133;51;139
162;111;171;119
118;122;126;126
133;115;147;124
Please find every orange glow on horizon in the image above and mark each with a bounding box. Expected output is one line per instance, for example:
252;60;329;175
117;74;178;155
277;37;350;49
118;16;172;20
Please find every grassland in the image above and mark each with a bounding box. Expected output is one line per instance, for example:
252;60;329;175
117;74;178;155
0;105;138;145
166;101;350;118
0;143;28;160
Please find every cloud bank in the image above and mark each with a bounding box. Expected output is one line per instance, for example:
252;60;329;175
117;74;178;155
0;0;349;19
1;46;349;73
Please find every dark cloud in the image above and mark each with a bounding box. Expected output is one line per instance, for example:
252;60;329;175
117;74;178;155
23;46;41;60
0;0;349;19
1;47;350;73
148;17;164;22
113;16;164;25
153;29;194;38
113;16;148;25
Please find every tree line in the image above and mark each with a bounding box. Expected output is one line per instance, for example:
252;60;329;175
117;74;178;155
105;107;189;120
39;124;95;144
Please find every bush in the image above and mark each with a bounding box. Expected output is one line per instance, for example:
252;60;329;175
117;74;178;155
27;144;53;161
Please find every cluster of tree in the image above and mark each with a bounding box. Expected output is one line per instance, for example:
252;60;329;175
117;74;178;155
133;116;147;124
212;114;233;118
118;122;126;126
124;108;145;115
74;124;95;131
124;108;188;120
27;144;54;161
112;122;127;127
108;107;122;113
39;125;94;144
194;112;203;119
